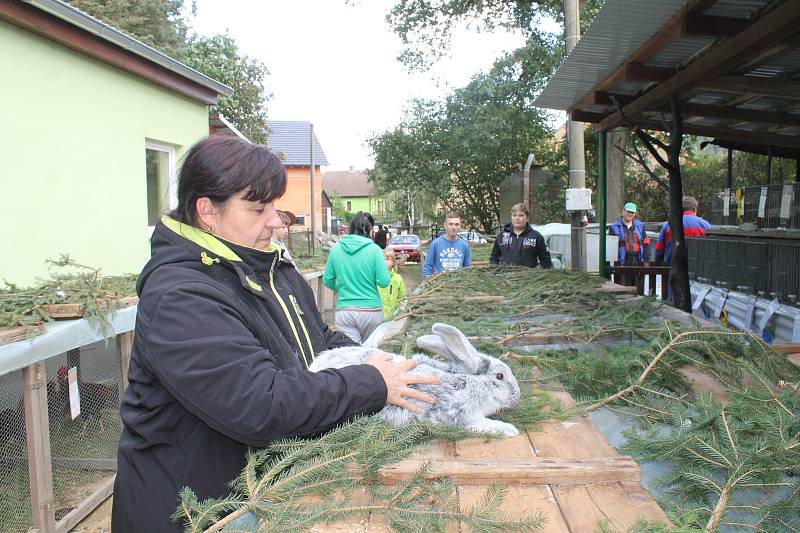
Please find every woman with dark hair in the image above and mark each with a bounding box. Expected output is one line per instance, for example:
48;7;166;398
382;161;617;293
112;137;436;532
324;211;391;343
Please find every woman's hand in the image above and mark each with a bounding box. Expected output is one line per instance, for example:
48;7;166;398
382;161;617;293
366;353;439;413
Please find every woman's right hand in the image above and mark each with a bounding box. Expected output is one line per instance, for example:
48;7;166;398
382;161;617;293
366;353;439;414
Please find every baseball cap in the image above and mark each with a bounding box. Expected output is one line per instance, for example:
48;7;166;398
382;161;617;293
623;202;637;213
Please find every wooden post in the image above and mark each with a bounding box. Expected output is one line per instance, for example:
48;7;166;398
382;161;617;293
23;361;56;532
117;331;134;395
316;275;325;314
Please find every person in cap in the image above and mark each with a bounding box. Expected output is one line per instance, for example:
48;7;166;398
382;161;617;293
609;202;649;266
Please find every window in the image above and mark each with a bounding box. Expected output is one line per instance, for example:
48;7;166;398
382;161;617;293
346;200;352;211
295;215;306;226
145;142;176;228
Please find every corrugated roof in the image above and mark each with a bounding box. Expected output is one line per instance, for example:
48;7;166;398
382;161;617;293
321;170;374;197
534;0;688;111
266;121;329;166
27;0;232;97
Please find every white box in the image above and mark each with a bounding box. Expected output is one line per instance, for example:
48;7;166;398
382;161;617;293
565;188;593;211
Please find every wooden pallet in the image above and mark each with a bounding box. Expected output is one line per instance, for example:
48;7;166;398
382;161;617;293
0;323;46;346
40;296;139;320
316;388;670;532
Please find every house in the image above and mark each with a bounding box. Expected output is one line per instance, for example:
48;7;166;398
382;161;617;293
322;169;394;221
0;0;231;285
266;120;328;233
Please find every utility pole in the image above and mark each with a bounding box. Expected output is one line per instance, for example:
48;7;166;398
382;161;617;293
564;0;587;271
309;123;316;253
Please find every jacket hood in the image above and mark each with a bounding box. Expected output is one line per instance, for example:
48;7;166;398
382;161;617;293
502;223;535;236
137;216;283;296
338;234;374;254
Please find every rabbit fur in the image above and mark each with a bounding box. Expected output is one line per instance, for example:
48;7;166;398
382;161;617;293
309;323;521;437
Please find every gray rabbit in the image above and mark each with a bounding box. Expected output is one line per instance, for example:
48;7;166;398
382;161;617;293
309;323;521;437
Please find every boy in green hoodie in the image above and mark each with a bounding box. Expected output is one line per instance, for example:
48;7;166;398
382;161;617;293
324;212;391;343
379;249;407;319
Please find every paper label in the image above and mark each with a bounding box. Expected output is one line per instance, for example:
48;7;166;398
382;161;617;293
780;184;793;219
758;187;768;218
723;189;730;216
68;367;81;420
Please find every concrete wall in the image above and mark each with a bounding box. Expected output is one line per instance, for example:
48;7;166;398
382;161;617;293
0;21;210;284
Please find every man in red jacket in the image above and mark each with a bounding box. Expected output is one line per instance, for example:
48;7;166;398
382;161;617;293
655;196;711;264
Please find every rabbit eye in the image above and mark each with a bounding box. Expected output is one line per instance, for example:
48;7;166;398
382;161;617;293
495;373;504;381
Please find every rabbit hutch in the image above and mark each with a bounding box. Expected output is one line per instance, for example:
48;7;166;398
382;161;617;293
0;300;135;533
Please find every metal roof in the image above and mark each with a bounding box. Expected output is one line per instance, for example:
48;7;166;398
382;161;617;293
534;0;688;111
266;121;329;166
27;0;232;97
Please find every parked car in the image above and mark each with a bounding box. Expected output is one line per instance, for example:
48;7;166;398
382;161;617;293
459;231;487;244
387;234;423;262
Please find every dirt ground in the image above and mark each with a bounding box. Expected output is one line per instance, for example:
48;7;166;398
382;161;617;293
71;265;424;531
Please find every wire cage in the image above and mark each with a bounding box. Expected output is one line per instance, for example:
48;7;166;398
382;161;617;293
0;325;132;533
710;182;800;230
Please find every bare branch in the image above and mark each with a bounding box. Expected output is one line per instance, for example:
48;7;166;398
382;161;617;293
614;143;669;191
634;127;671;171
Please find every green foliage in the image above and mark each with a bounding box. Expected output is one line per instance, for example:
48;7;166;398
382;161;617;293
0;255;137;335
184;34;269;144
175;418;545;532
369;72;554;233
67;0;189;59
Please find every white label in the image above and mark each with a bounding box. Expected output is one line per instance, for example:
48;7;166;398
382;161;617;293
758;187;768;218
780;184;792;219
723;188;730;216
68;367;81;420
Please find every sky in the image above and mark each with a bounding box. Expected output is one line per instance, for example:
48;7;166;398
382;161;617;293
188;1;530;170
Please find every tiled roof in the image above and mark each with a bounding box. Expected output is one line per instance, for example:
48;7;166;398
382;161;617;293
266;120;329;166
322;170;374;197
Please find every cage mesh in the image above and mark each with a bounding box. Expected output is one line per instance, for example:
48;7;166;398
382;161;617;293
0;368;33;532
46;341;122;521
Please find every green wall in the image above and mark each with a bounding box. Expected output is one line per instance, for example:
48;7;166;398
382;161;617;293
0;21;210;284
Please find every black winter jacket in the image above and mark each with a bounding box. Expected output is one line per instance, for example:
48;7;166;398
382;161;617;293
489;224;553;268
112;217;387;532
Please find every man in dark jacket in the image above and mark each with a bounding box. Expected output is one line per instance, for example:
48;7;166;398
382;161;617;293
112;218;390;531
374;225;389;249
490;203;552;268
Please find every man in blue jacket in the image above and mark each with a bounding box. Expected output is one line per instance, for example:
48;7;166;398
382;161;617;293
423;212;471;278
609;202;649;265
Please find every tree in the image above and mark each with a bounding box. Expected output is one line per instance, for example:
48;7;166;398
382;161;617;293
184;34;269;144
369;70;553;234
68;0;189;59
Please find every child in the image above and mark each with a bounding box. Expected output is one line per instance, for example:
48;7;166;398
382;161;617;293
378;249;407;319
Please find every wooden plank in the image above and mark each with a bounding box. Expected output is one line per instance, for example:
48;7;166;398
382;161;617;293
459;485;571;533
378;457;641;486
408;439;457;460
40;296;138;320
772;343;800;355
552;482;671;532
455;434;536;460
679;365;729;403
680;102;800;127
116;331;134;395
0;323;45;346
54;475;114;533
599;281;637;294
316;275;326;314
702;75;800;101
527;415;619;459
597;0;800;131
23;361;56;532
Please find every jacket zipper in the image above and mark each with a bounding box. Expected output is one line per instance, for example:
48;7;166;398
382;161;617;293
289;294;316;362
267;256;310;367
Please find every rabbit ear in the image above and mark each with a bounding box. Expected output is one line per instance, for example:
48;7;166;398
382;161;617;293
416;335;454;358
431;323;486;375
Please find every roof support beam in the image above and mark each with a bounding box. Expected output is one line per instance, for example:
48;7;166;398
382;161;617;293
596;0;800;132
626;63;678;82
593;92;639;106
637;120;800;150
700;75;800;100
680;103;800;127
683;13;750;38
570;110;608;123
